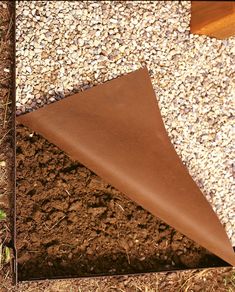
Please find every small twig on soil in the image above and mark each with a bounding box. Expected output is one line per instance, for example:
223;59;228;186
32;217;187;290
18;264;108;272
65;189;71;196
0;77;9;82
3;223;10;233
47;215;66;230
125;248;130;265
0;244;2;268
5;15;13;41
0;100;11;107
0;38;4;55
0;129;10;145
4;268;9;279
60;243;75;248
116;203;124;212
179;271;198;292
110;288;126;292
0;282;9;290
3;92;10;129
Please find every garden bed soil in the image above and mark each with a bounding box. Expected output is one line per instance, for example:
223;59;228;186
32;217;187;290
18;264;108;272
16;125;225;281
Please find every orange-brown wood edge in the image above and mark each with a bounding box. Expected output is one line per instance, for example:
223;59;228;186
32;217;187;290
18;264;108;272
190;1;235;39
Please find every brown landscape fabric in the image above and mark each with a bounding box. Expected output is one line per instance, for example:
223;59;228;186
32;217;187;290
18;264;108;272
16;67;235;267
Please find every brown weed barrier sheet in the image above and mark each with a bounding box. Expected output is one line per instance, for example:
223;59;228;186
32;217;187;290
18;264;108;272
16;68;235;281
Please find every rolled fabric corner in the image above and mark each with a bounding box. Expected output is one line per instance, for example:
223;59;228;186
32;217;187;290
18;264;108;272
17;67;235;266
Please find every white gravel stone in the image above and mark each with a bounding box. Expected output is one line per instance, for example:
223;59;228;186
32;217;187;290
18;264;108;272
16;1;235;245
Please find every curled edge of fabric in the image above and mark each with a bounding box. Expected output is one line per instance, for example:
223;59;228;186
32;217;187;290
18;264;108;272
17;67;235;266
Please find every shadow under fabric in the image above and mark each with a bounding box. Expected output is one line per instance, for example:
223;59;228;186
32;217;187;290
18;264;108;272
17;67;235;266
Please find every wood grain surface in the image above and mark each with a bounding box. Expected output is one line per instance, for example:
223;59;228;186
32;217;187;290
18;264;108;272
190;1;235;39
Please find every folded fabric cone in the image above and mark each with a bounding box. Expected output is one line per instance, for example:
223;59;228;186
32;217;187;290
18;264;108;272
17;67;235;266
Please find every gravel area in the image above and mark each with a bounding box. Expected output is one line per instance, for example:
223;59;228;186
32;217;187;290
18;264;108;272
16;1;235;245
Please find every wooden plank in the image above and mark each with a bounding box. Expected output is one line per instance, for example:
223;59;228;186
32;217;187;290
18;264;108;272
190;1;235;39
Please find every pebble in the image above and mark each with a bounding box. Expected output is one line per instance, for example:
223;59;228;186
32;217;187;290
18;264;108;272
0;2;7;9
0;161;6;167
16;1;235;245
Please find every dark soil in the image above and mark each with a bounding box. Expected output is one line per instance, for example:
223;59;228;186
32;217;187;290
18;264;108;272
16;125;226;281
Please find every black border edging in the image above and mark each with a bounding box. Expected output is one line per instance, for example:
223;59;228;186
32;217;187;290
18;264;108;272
12;0;17;285
12;1;233;284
